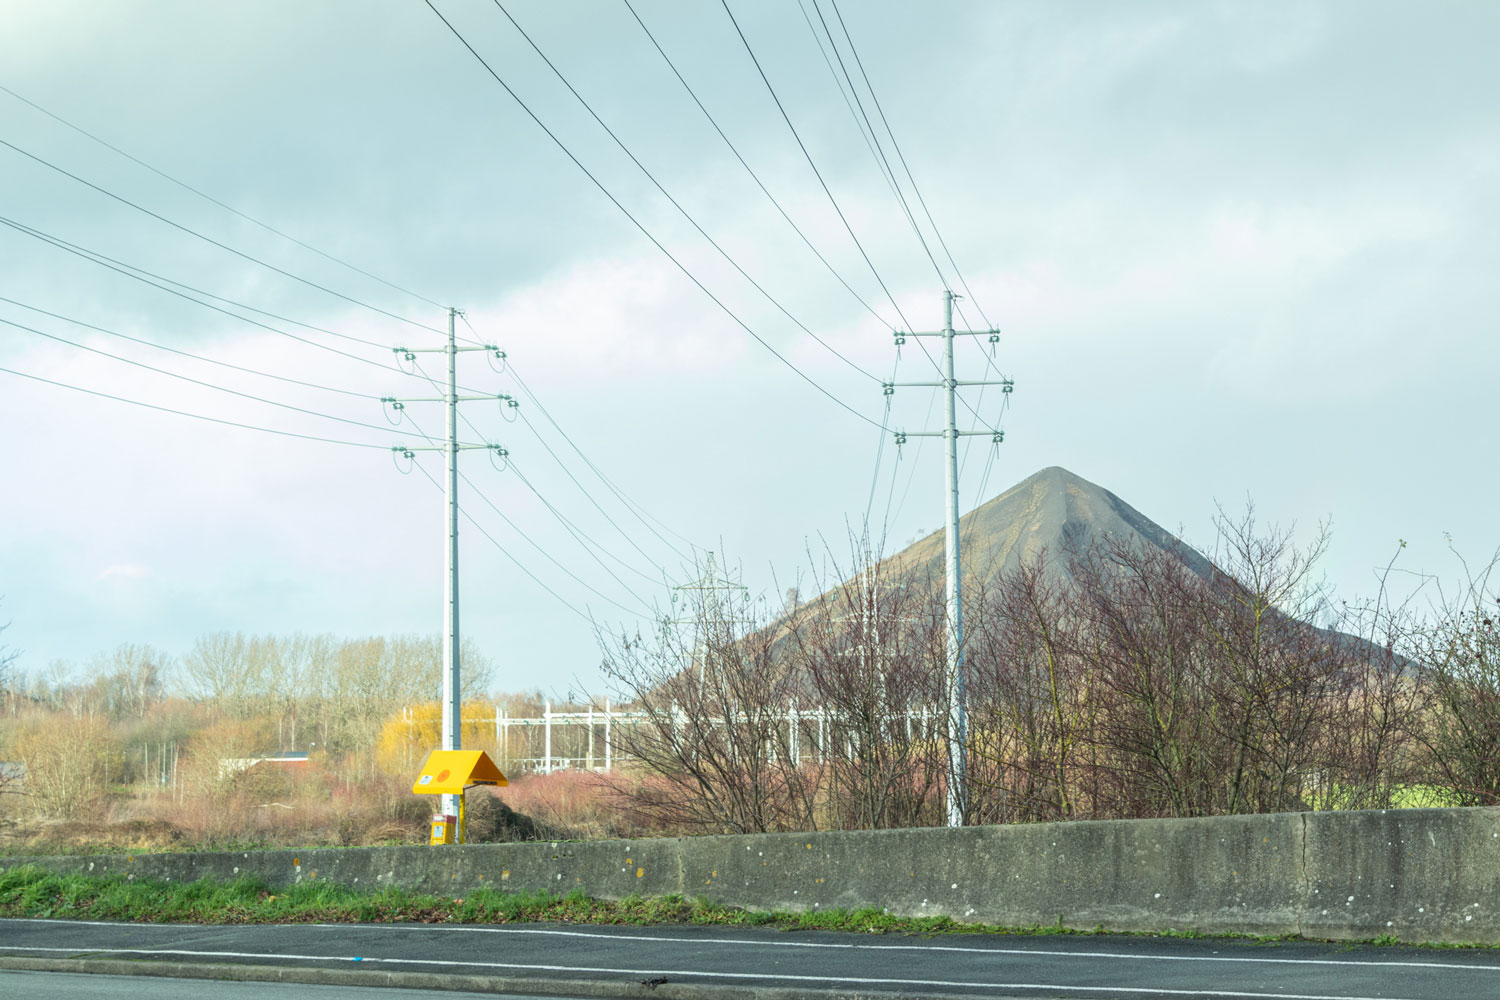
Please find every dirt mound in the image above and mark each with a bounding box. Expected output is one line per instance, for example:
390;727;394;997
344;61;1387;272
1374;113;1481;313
463;789;555;842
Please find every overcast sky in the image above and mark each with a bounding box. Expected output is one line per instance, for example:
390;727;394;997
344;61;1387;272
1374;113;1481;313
2;0;1496;694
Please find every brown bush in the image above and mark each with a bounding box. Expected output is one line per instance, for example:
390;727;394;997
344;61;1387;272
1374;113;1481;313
11;712;117;821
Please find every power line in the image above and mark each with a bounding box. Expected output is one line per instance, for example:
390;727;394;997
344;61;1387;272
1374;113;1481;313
508;458;664;613
620;0;897;333
0;215;394;349
460;314;699;561
792;0;904;204
511;410;671;583
2;314;413;437
716;0;994;432
0;137;444;335
407;456;598;623
0;365;393;450
862;391;895;531
805;0;949;292
489;347;700;562
1;215;421;378
420;0;885;432
493;0;879;386
718;0;914;334
406;354;671;589
0;82;447;312
825;0;995;329
0;295;383;402
464;465;654;619
400;409;654;618
891;386;940;527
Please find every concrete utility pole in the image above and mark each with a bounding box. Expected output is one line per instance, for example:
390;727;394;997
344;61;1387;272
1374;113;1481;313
888;291;1011;828
440;307;462;821
388;309;512;825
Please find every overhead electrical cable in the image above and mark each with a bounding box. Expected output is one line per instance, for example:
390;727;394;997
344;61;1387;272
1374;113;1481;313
454;311;699;565
959;393;1009;556
0;295;383;401
0;81;447;311
464;466;654;618
0;216;393;348
805;0;950;292
1;216;424;378
818;0;1014;486
792;0;904;203
862;391;894;533
827;0;996;329
509;457;664;614
406;355;671;587
890;386;940;528
0;365;394;450
619;0;897;334
510;410;672;584
1;315;415;437
408;456;597;623
2;214;394;349
430;319;701;581
399;410;652;618
717;0;915;334
717;0;993;430
492;0;879;386
420;0;885;432
489;362;700;559
0;137;444;335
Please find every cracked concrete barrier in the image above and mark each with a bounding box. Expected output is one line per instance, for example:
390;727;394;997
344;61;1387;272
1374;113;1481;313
5;807;1498;942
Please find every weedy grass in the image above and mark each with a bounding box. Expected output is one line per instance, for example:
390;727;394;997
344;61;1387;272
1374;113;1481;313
0;866;1487;949
0;866;987;933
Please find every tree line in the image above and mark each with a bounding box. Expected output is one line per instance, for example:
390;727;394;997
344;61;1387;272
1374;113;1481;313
599;509;1500;834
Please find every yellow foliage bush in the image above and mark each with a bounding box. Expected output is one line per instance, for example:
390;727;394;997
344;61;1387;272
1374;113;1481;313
375;701;499;776
12;712;118;820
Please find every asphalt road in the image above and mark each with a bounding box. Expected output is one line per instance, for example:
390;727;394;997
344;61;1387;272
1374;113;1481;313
0;970;558;1000
2;917;1498;999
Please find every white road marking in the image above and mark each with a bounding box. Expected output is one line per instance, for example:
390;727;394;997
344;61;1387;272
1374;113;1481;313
306;921;1500;972
0;944;1435;1000
2;917;1494;974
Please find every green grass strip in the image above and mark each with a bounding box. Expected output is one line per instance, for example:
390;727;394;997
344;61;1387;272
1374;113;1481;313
0;865;1487;949
0;864;973;932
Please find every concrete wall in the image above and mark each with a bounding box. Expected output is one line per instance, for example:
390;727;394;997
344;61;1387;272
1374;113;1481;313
6;807;1498;944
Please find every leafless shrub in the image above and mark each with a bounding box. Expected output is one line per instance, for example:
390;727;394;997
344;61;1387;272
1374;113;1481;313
1407;549;1500;805
966;551;1093;823
11;711;117;820
790;552;947;830
599;565;815;834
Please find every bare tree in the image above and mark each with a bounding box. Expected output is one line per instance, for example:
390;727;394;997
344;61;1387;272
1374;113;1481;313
86;643;168;720
600;569;815;834
181;632;264;719
792;555;946;830
1409;549;1500;805
966;551;1094;823
0;598;16;708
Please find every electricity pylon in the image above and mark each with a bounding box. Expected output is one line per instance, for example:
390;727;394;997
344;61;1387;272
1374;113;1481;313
388;307;510;825
671;552;749;699
887;290;1011;828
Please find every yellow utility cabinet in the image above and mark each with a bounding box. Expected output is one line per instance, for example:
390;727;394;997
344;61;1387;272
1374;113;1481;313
411;749;508;845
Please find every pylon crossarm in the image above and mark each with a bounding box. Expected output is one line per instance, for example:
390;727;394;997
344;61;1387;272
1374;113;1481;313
391;443;502;453
887;379;1013;388
900;328;1000;338
385;393;515;403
